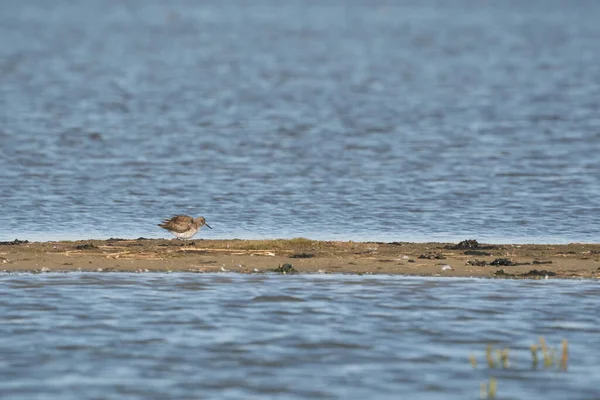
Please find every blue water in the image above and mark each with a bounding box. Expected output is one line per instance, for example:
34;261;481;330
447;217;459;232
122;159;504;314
1;1;600;243
1;0;599;243
0;273;599;399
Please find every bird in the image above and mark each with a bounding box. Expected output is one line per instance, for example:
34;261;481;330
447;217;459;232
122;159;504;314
158;215;212;239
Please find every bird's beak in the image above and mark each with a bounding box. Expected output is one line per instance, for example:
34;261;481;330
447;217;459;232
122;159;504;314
205;223;212;229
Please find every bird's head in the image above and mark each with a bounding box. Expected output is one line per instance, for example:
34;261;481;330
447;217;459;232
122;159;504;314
195;216;212;229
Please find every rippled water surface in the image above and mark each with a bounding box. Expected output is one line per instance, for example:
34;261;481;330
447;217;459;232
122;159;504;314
1;273;599;399
1;0;600;242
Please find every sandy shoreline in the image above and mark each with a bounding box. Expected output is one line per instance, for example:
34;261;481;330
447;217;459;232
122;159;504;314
1;238;599;279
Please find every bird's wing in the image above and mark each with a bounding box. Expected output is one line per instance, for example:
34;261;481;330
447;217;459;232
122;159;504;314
158;215;194;232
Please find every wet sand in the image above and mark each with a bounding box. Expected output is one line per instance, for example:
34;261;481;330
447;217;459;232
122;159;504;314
1;238;599;279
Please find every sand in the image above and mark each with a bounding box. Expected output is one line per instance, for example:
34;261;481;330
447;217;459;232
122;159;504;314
1;238;599;279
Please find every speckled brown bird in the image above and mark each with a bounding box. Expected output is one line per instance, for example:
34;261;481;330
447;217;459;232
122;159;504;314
158;215;212;239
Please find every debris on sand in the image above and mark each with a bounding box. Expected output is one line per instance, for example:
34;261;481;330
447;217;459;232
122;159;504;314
445;239;496;251
0;239;29;245
272;263;299;274
463;250;492;256
523;269;556;277
467;259;488;266
75;243;98;250
489;258;518;266
475;258;553;268
494;269;557;278
445;239;480;250
418;253;446;260
289;253;314;258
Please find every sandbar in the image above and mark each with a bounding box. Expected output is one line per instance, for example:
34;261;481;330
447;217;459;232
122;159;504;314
1;238;599;279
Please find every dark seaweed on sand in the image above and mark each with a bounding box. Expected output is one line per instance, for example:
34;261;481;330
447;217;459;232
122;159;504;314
445;239;496;251
489;258;518;266
75;243;98;250
272;263;299;274
289;253;315;258
0;239;29;245
418;253;446;260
